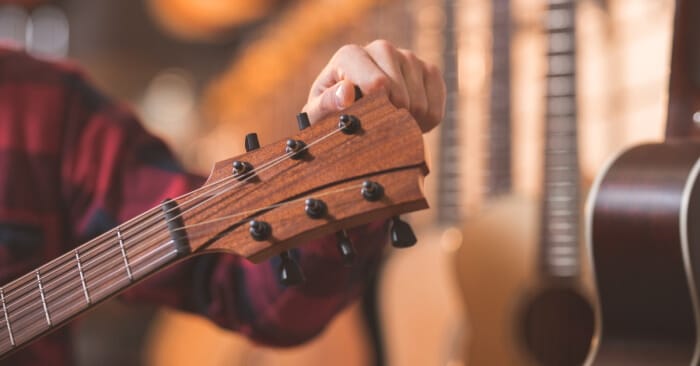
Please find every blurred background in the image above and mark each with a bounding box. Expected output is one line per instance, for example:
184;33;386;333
0;0;675;364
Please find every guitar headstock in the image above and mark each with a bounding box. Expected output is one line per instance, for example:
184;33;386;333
178;92;429;263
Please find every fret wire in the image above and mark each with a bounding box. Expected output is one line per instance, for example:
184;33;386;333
35;270;51;327
117;227;134;282
90;244;178;301
0;289;14;347
74;249;91;305
0;237;175;339
0;227;169;323
544;12;578;220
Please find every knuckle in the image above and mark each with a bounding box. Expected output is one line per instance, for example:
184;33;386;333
402;49;420;64
335;44;363;59
366;39;395;54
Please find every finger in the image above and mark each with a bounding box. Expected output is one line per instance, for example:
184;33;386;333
364;40;410;110
397;49;429;125
308;44;387;101
302;79;356;124
421;63;446;132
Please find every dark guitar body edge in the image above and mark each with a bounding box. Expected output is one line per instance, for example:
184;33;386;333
585;141;700;366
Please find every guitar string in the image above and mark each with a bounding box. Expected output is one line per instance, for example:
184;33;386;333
0;121;357;329
0;123;346;309
5;241;178;339
0;182;364;339
3;180;361;321
53;123;340;275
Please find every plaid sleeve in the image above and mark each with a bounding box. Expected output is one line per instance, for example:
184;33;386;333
50;54;388;346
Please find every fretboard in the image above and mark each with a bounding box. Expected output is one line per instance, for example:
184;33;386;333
0;205;184;354
437;0;462;225
486;0;513;197
540;0;580;280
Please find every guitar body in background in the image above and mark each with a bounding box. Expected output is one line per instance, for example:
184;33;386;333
586;0;700;364
457;195;536;365
456;0;594;364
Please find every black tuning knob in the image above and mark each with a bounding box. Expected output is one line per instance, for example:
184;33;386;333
336;231;357;266
245;133;260;152
353;85;363;101
390;216;417;248
297;112;311;130
278;251;305;286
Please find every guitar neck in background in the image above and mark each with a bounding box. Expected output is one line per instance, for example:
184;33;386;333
437;0;462;226
539;0;581;281
486;0;513;199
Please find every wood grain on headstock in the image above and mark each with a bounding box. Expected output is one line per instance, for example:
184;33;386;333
182;93;429;261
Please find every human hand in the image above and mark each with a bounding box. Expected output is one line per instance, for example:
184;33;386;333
302;40;446;133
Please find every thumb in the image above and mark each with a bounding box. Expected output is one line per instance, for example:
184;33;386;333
302;79;356;124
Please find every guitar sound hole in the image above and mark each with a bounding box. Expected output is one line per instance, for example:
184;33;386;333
520;287;595;366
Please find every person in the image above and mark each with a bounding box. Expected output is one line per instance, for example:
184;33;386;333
0;39;445;365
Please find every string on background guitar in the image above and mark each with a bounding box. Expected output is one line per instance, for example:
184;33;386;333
457;0;594;364
0;93;429;358
586;0;700;365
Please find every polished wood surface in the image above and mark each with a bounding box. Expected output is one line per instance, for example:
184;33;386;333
587;142;700;365
190;92;428;261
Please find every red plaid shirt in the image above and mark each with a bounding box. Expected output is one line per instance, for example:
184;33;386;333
0;47;387;365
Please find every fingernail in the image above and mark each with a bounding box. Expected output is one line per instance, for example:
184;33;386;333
335;83;348;109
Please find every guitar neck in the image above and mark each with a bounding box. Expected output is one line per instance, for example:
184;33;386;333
437;0;462;225
539;0;580;281
487;0;513;198
0;203;185;354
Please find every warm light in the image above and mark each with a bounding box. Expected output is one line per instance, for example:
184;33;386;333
140;68;197;145
441;226;463;253
147;0;278;40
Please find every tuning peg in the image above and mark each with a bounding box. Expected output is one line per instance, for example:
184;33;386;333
390;216;417;248
278;251;305;286
353;85;363;101
336;231;357;266
285;139;307;159
297;112;311;130
245;133;260;151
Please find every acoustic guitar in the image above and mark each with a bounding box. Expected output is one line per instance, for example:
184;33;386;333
456;1;594;364
585;0;700;364
0;93;429;359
